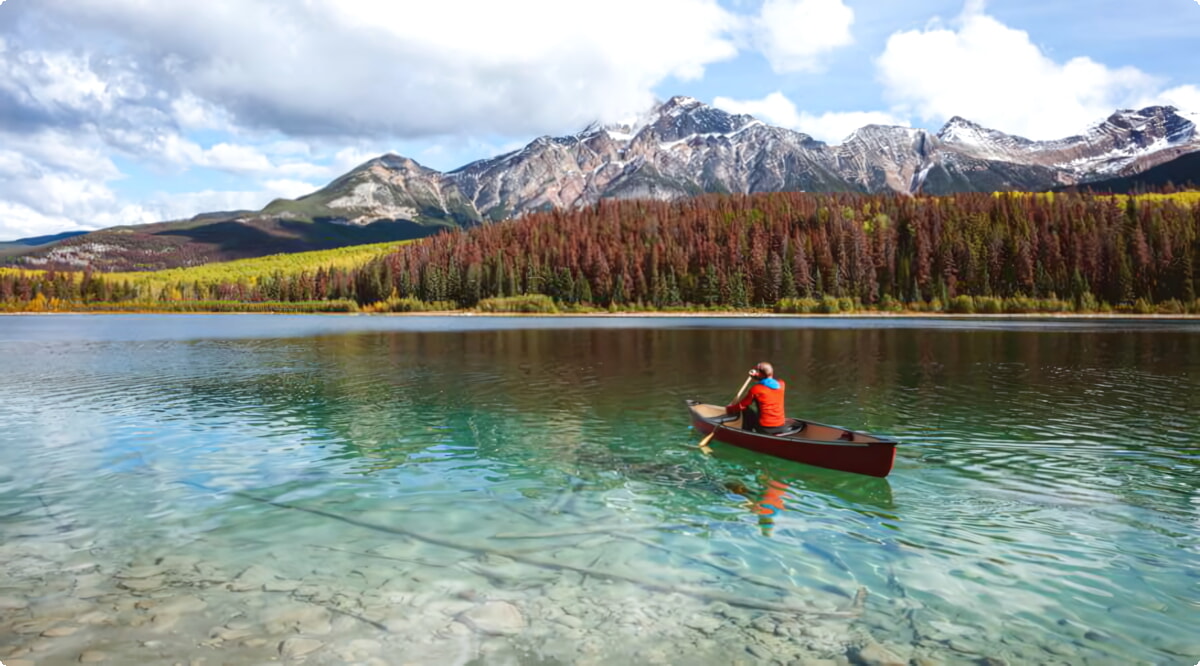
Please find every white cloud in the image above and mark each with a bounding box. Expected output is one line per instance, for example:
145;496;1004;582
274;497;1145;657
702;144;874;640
24;0;739;139
0;121;327;240
714;91;908;143
275;162;333;180
876;2;1163;139
201;143;273;173
262;179;318;199
1148;85;1200;118
137;179;320;222
171;93;233;131
327;147;380;174
0;201;89;241
752;0;856;73
0;165;157;241
0;49;115;116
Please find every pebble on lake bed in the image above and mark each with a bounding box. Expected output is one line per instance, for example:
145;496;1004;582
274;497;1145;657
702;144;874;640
279;636;325;659
458;601;526;636
0;595;30;610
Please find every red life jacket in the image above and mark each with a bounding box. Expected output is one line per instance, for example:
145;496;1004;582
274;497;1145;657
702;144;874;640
734;380;786;427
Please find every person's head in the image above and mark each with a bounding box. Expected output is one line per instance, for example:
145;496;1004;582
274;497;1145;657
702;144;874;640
753;362;774;379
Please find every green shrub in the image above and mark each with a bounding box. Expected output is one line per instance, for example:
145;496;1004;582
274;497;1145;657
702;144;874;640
1002;297;1033;313
816;295;841;313
80;299;360;313
947;295;975;313
476;294;559;313
878;294;904;312
775;297;819;314
974;296;1002;314
364;297;454;313
1156;299;1184;314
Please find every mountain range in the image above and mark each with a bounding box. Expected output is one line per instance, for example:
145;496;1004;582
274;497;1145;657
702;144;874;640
9;96;1200;271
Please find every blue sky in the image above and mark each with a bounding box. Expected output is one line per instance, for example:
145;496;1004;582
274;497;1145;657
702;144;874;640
1;0;1198;241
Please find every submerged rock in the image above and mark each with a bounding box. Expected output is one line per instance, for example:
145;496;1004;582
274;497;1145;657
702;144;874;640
117;565;165;580
279;636;324;659
262;603;332;635
0;595;30;611
852;639;908;666
682;615;723;636
458;601;525;636
41;624;80;637
228;564;279;592
118;576;165;593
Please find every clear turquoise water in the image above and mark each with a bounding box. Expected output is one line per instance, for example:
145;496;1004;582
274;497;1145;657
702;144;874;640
0;315;1197;665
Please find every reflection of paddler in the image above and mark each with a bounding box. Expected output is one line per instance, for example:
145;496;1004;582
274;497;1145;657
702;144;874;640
754;478;788;536
725;476;789;537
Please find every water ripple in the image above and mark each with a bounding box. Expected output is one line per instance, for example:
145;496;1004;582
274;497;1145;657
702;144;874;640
0;318;1197;665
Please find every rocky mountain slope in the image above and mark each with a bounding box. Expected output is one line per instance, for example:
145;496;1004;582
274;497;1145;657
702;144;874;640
260;96;1199;224
9;97;1198;271
1054;151;1200;194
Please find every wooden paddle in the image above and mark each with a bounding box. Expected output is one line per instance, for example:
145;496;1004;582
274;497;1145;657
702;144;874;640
698;374;755;454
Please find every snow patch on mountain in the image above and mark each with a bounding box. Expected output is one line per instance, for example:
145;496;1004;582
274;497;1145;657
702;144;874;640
266;98;1200;228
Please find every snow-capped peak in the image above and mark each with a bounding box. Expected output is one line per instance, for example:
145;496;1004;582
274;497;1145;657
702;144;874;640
937;116;995;146
595;97;758;144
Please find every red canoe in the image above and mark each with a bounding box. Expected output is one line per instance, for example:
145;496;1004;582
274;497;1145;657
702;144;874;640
686;400;898;478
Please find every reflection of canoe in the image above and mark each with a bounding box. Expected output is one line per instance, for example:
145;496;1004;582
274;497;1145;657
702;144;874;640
686;400;898;478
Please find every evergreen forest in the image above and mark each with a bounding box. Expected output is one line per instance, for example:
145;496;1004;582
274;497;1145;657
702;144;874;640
3;191;1198;315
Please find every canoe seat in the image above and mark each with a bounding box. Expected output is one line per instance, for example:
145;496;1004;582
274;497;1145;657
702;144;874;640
713;414;739;424
778;420;807;436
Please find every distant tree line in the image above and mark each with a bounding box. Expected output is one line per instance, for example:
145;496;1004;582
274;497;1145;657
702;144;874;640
3;191;1198;313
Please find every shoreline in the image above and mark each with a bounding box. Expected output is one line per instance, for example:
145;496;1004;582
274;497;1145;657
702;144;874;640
3;310;1200;320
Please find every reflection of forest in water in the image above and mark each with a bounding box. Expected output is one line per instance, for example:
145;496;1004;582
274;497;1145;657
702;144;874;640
3;317;1196;666
165;325;1199;523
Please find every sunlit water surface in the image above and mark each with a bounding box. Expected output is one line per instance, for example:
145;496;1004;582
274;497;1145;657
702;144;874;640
1;315;1197;666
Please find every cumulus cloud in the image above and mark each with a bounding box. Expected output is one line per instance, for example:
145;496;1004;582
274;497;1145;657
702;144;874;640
17;0;739;139
0;122;326;239
876;1;1165;139
1148;85;1200;117
0;202;90;242
0;131;146;240
0;0;749;239
138;180;320;223
201;143;274;174
750;0;856;74
0;174;157;241
714;91;908;143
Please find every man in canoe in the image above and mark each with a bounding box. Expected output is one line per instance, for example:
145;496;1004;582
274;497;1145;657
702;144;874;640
725;362;790;435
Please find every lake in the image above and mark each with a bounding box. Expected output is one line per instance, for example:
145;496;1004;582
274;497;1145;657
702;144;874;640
0;314;1197;666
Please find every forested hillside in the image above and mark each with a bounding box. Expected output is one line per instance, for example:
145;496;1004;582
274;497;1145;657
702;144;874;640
3;192;1198;314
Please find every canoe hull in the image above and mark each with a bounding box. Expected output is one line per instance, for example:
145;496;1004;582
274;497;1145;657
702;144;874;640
687;400;897;478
